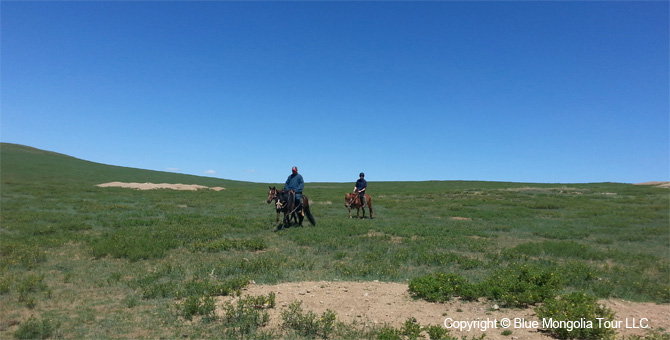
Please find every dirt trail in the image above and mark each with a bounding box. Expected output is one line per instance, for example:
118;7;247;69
96;182;225;191
218;281;670;339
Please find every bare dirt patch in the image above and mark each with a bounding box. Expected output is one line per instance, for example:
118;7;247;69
218;281;670;340
96;182;225;191
635;181;670;188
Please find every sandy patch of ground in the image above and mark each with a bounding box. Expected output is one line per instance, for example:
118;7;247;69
635;181;670;188
218;281;670;340
96;182;225;191
450;217;473;221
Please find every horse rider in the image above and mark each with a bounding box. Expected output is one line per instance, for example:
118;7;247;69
354;172;367;214
284;166;304;214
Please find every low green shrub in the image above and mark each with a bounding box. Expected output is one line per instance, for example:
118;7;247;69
535;291;616;340
376;326;401;340
399;317;422;340
178;295;216;321
281;301;337;339
0;242;47;270
481;263;564;307
221;294;275;336
408;273;474;302
334;261;400;280
14;315;58;340
17;274;51;309
410;264;564;307
0;273;13;294
141;281;179;299
622;333;670;340
374;318;465;340
424;324;451;340
137;270;250;300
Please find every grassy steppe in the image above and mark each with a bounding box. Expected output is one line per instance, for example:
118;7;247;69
1;143;668;339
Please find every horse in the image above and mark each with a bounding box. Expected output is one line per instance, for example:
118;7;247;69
345;192;374;219
267;186;316;228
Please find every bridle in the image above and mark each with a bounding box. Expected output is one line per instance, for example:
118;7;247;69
268;188;295;212
346;192;361;207
267;188;278;204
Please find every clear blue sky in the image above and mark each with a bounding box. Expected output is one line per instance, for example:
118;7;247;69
2;1;668;184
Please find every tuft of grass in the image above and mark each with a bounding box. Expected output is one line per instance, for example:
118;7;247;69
190;238;268;253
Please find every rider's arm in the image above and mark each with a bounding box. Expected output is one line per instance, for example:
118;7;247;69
297;175;304;193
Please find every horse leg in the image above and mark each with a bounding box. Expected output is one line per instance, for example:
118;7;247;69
369;202;374;218
284;212;293;228
348;207;352;218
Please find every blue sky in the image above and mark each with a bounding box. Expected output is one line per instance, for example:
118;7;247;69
2;1;668;184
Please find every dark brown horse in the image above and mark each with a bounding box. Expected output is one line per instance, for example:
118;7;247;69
345;192;374;219
267;186;316;228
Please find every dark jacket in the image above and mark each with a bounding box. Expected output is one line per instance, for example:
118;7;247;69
285;173;304;194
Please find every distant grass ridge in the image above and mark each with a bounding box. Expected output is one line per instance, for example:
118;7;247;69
1;143;668;339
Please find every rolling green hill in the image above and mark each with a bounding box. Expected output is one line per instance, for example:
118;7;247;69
1;143;668;339
0;142;247;188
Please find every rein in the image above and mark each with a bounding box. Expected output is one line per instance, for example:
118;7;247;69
275;190;300;214
347;193;361;206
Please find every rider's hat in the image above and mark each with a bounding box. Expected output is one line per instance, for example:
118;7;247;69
359;172;365;177
292;166;298;172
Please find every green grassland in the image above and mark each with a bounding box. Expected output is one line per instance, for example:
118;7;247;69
1;143;668;339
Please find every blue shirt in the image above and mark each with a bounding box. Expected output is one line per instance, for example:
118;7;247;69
355;178;367;195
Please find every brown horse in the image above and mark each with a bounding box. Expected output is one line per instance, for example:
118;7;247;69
267;186;316;228
345;192;374;219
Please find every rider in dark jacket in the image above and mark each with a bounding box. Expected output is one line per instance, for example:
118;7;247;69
354;172;367;209
284;166;304;208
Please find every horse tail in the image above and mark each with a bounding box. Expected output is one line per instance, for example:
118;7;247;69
304;197;316;226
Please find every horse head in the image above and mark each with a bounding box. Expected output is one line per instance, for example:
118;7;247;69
267;186;277;204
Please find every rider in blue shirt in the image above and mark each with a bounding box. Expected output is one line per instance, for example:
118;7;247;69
284;166;304;209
